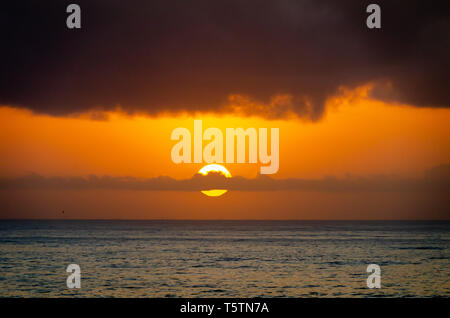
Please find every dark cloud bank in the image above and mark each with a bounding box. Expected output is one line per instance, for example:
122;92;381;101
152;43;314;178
1;165;449;192
0;1;449;119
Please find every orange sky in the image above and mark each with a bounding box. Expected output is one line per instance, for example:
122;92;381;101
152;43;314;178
0;87;449;219
1;87;449;180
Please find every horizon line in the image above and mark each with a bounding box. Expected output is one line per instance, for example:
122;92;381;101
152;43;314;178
1;218;449;222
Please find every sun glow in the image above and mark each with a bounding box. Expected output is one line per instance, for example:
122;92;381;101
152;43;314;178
198;164;231;197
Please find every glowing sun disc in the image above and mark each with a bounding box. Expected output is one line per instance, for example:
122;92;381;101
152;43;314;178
198;164;231;197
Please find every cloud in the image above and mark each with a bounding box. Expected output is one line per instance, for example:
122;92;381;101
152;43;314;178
2;166;449;192
0;1;449;120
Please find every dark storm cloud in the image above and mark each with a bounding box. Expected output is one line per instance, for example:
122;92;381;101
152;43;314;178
0;0;449;119
1;165;449;192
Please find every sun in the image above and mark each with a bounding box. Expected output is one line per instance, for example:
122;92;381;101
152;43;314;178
198;164;231;197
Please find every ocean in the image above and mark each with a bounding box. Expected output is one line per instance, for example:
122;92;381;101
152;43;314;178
0;220;448;297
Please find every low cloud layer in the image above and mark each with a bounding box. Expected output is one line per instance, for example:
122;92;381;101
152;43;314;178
2;165;449;192
0;1;449;120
